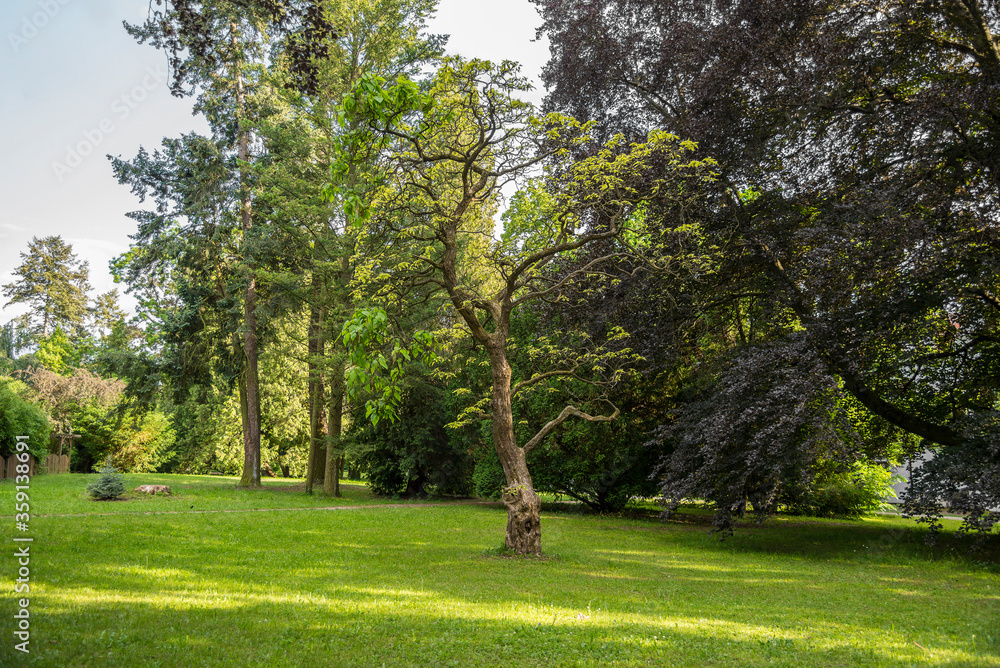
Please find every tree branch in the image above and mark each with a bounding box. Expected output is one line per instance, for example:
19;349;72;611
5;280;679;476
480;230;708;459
522;403;620;453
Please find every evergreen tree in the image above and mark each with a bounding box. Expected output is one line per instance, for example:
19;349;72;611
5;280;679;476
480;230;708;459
2;236;91;338
91;289;128;340
124;1;284;487
255;0;443;495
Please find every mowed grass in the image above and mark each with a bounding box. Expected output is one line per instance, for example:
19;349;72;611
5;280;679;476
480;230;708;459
0;475;998;667
1;472;438;517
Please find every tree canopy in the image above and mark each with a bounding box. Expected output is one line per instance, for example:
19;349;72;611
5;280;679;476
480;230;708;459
535;0;1000;532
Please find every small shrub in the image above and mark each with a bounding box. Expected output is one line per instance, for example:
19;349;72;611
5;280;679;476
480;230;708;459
86;463;126;500
786;460;898;517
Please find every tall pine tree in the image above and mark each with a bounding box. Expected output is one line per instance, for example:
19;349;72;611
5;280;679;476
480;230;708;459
3;236;91;339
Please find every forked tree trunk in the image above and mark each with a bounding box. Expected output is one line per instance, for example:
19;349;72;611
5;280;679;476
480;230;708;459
487;342;542;555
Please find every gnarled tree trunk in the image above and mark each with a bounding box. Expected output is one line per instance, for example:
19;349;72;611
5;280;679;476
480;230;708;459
487;341;542;555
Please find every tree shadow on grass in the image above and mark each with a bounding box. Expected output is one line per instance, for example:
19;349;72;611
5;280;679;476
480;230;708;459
22;582;997;668
23;506;999;667
565;503;1000;571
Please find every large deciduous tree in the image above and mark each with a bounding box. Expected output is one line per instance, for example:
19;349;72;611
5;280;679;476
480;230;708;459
536;0;1000;533
336;58;713;554
254;0;443;496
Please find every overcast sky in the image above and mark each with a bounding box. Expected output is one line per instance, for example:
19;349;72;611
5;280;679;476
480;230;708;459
0;0;550;324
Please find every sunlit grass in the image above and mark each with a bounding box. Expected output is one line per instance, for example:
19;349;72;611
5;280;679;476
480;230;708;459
0;472;465;517
0;475;997;666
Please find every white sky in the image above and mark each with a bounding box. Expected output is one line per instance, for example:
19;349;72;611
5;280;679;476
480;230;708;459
0;0;550;323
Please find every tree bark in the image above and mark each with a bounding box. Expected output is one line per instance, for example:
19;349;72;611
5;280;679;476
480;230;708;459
234;25;261;488
324;357;345;497
307;274;327;492
306;290;326;493
239;275;262;488
486;340;542;555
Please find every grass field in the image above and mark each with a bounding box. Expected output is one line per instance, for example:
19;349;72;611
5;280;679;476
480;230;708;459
1;473;998;667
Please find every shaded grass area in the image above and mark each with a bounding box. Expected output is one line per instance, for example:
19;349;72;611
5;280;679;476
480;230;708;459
0;473;468;517
0;476;998;666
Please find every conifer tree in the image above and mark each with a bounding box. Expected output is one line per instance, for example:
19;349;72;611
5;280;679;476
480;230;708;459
2;236;91;339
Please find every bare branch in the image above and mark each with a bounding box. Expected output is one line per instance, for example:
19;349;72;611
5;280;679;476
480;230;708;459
522;403;620;453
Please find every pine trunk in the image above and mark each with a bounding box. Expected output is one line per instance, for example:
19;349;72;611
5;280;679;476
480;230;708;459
234;27;261;488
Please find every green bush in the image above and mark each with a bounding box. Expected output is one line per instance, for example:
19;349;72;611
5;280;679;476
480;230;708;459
349;376;471;498
73;403;176;473
785;460;897;517
0;376;50;462
472;448;506;500
86;464;126;500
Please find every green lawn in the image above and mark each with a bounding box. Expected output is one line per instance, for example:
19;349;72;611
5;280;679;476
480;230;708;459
1;474;998;667
1;472;441;516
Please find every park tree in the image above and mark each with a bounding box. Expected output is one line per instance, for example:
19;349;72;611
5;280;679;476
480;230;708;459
2;236;91;339
21;365;123;469
122;0;336;486
253;0;443;495
535;0;1000;533
336;58;713;554
111;131;303;480
0;320;32;362
122;0;440;490
91;289;128;340
0;377;50;463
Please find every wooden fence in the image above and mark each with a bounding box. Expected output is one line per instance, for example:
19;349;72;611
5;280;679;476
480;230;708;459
45;454;70;474
1;454;38;479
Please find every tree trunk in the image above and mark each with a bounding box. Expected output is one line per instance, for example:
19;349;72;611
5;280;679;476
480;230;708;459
239;278;262;488
234;26;261;488
237;367;260;487
307;275;327;492
323;357;345;497
487;341;542;555
405;471;427;499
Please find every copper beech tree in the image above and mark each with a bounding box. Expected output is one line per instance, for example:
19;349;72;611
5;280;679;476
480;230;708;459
332;59;713;554
535;0;1000;534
